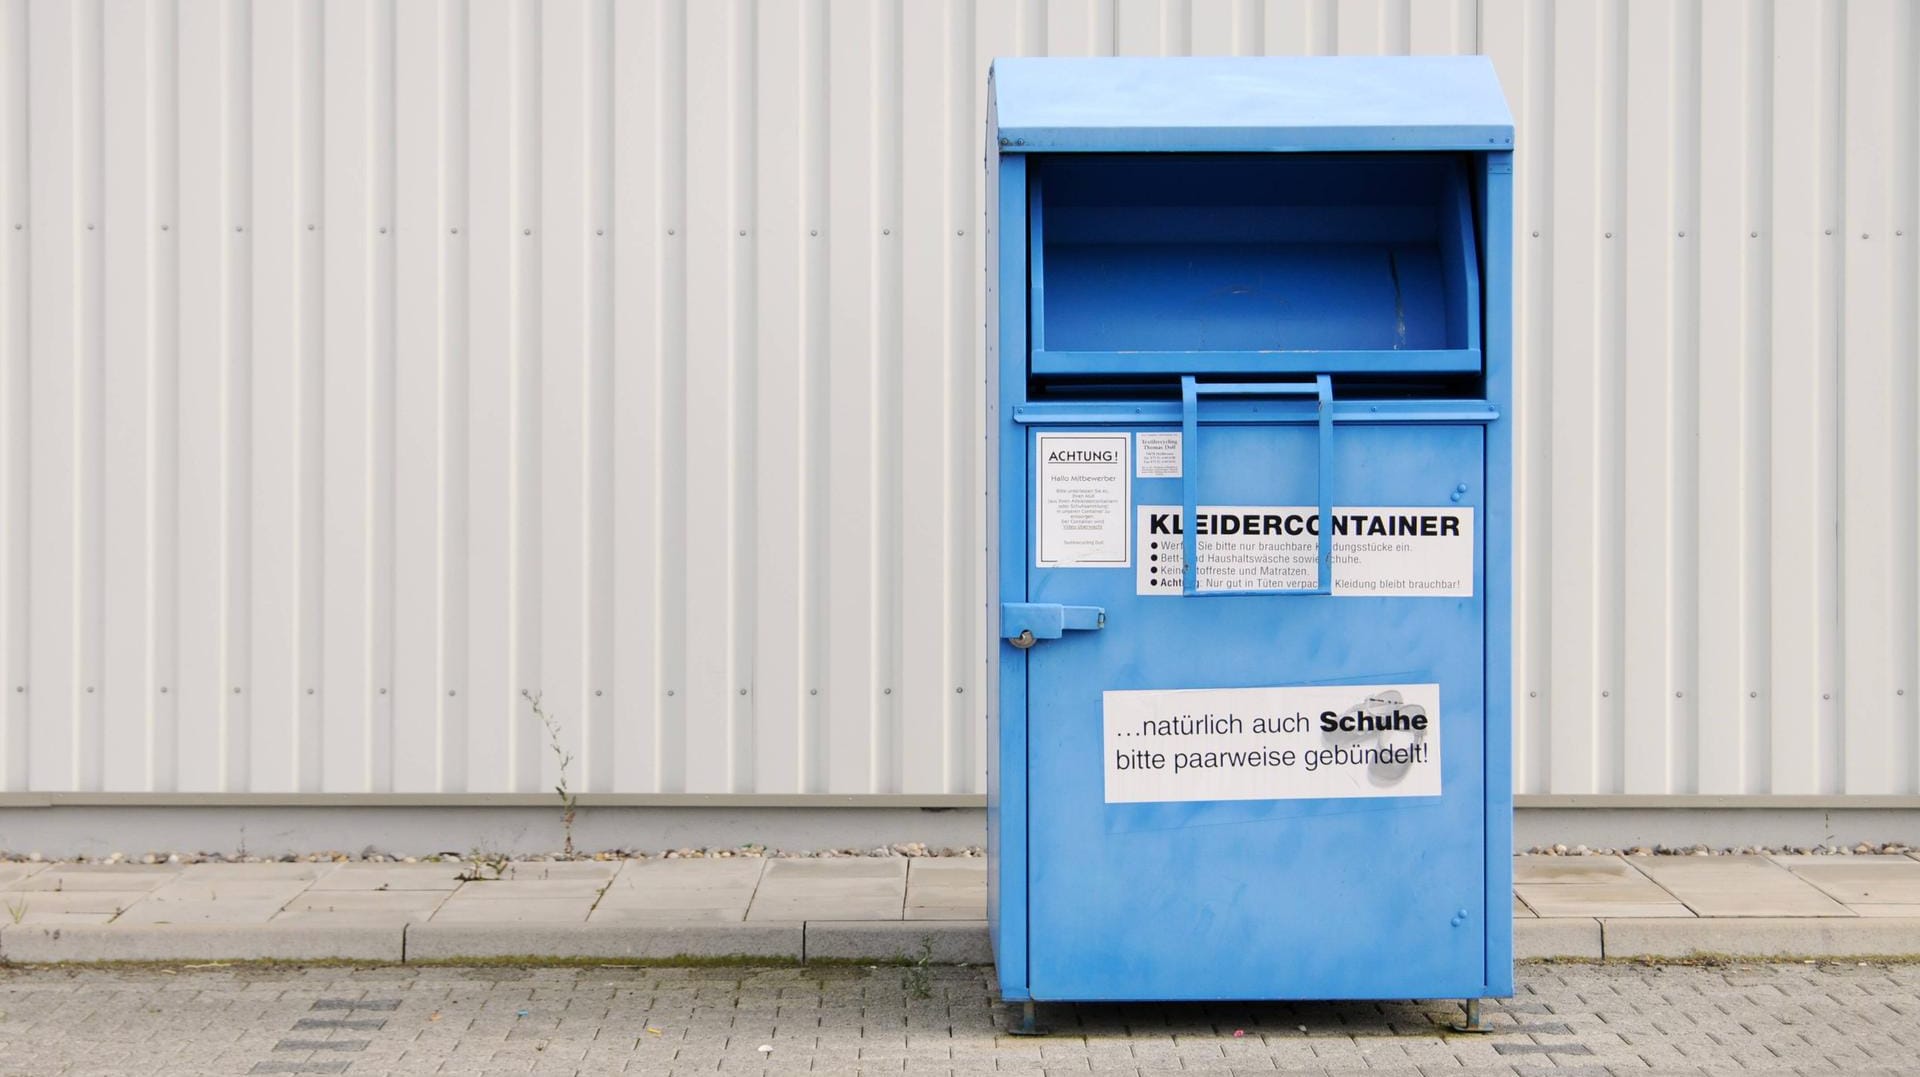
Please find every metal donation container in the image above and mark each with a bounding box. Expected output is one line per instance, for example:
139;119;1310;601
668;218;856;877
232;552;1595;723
985;56;1515;1025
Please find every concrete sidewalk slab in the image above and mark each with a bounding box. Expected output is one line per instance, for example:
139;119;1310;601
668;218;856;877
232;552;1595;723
305;863;467;892
0;864;47;887
113;897;296;925
275;890;450;924
1633;855;1855;917
906;859;986;920
587;905;751;923
1773;855;1920;905
403;921;804;961
0;890;147;923
3;854;1917;965
749;858;906;921
425;897;594;923
1514;854;1694;918
0;922;404;963
2;864;182;891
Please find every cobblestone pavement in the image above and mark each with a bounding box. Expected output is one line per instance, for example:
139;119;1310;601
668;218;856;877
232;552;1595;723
0;961;1915;1076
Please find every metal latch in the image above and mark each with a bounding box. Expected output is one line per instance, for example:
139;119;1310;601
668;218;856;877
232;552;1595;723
1001;603;1106;649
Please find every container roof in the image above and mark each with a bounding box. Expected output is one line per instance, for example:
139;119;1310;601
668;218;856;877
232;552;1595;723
990;56;1513;153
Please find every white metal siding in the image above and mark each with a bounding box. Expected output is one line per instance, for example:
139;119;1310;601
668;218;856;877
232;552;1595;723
1;0;1915;797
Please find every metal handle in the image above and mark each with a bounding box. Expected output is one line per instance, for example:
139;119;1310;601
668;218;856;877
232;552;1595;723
1180;374;1334;596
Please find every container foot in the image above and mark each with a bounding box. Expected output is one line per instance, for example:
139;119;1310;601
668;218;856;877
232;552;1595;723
1006;1001;1049;1036
1451;998;1492;1033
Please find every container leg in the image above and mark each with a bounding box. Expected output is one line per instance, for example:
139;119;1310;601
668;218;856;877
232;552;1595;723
1451;998;1492;1033
1007;1000;1048;1036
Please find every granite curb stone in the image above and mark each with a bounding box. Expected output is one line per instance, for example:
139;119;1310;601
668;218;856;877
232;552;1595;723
0;922;404;962
399;920;805;961
1600;915;1920;959
1514;916;1602;959
802;920;994;964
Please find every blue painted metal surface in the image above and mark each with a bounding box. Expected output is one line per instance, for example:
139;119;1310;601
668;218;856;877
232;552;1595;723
987;57;1513;1006
1179;376;1333;597
993;56;1514;153
1000;602;1107;642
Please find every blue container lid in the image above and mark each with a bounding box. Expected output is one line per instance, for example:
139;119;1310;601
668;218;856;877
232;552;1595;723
990;56;1513;153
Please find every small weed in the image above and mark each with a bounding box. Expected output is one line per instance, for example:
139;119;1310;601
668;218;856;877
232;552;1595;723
902;937;936;1000
524;689;579;857
4;897;26;924
455;849;509;883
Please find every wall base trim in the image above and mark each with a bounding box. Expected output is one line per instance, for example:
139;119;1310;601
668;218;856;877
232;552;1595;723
0;800;1915;859
2;792;1916;810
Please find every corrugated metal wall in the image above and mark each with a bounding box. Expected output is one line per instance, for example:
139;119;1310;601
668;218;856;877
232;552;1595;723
1;1;1915;798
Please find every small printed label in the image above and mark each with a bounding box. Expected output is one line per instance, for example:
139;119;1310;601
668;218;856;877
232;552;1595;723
1104;683;1443;803
1036;433;1130;568
1135;432;1182;478
1137;505;1473;596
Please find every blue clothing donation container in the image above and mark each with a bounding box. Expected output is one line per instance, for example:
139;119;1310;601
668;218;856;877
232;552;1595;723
985;57;1515;1022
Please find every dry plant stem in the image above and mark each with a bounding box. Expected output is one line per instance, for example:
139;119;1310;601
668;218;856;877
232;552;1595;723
524;689;579;858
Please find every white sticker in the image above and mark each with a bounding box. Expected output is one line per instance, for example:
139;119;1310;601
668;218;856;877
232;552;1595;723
1036;433;1130;568
1136;505;1472;596
1135;432;1181;478
1104;683;1442;803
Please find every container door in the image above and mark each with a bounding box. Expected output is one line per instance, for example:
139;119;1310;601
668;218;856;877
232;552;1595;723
1023;420;1486;1001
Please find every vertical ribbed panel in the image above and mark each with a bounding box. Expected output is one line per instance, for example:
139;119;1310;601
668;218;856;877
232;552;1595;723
0;1;1915;796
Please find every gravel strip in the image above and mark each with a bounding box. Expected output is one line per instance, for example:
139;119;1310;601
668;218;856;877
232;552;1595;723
0;842;987;868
